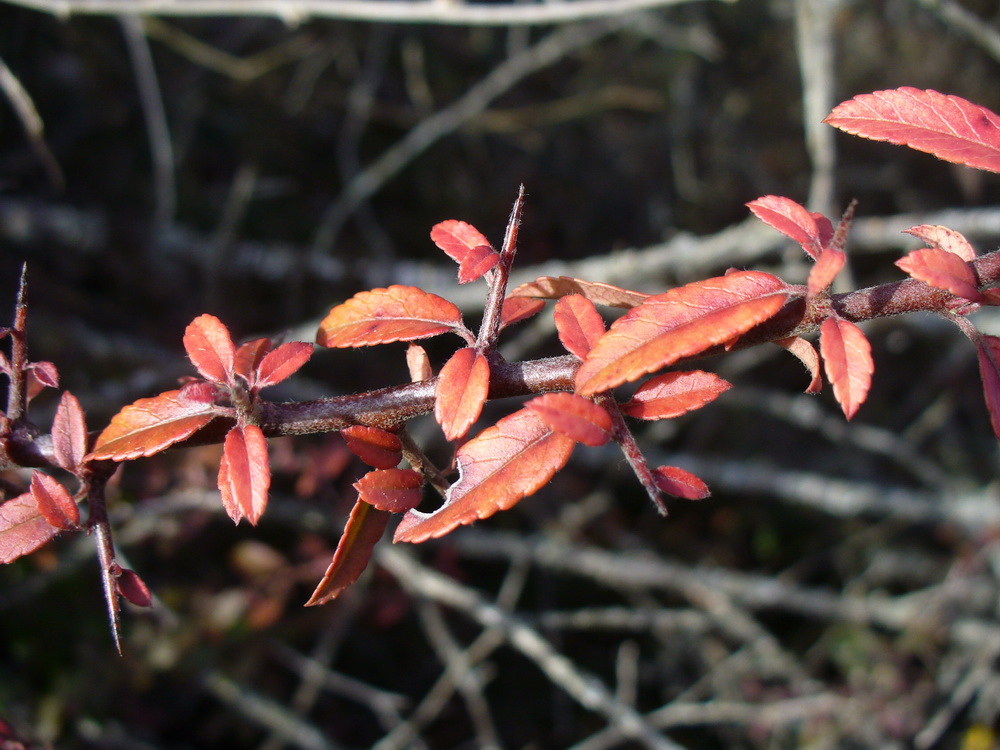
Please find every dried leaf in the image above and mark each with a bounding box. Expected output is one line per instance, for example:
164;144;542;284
317;286;465;348
184;314;236;385
747;195;825;259
394;408;575;543
354;468;424;513
820;317;874;420
977;335;1000;440
52;390;88;472
825;88;1000;174
430;220;493;265
31;471;79;530
510;276;650;309
499;297;545;330
896;247;982;302
0;492;60;564
406;344;433;382
342;425;402;469
774;336;823;394
807;248;846;297
88;390;217;461
117;567;153;607
255;341;314;388
525;392;612;446
218;424;271;525
457;244;501;284
435;348;490;441
652;466;710;500
575;271;790;396
621;370;732;420
305;498;390;606
904;224;976;262
554;294;606;359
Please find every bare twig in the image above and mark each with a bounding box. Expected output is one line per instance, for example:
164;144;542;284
0;53;63;190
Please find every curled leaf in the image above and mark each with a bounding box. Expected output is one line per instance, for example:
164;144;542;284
774;336;823;394
342;425;402;469
525;392;612;446
406;344;433;382
621;370;732;420
747;195;827;259
218;424;271;525
435;348;490;441
510;276;650;309
820;317;874;420
896;247;982;303
184;314;236;385
354;469;423;513
0;492;60;564
904;224;976;262
554;294;606;360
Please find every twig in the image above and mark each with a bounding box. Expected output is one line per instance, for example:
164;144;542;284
912;0;1000;63
0;53;63;190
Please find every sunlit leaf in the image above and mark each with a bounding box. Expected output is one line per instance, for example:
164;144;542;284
820;317;874;420
525;392;612;446
430;220;493;265
394;408;575;543
218;424;271;525
52;390;88;472
652;466;710;500
234;338;271;383
825;87;1000;174
457;244;501;284
305;498;390;606
341;425;402;469
88;390;218;461
747;195;826;259
621;370;732;420
435;348;490;441
554;294;606;360
317;286;466;348
903;224;976;262
31;471;79;530
255;341;314;389
0;492;60;564
510;276;650;308
775;336;823;394
575;271;790;396
499;297;545;330
976;334;1000;440
896;247;982;302
117;567;153;607
807;248;846;297
354;468;423;513
184;314;236;385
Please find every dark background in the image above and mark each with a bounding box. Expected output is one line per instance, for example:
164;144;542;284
2;1;1000;748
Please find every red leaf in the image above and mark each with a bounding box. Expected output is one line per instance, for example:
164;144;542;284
31;471;79;530
457;244;501;284
305;498;391;606
510;276;650;309
820;317;874;420
775;336;823;394
896;247;982;302
747;195;825;259
234;338;271;383
394;408;575;543
807;248;846;297
621;370;732;420
406;343;433;382
354;468;423;513
431;220;493;265
184;314;236;385
52;390;88;472
341;425;402;469
435;348;490;441
218;424;271;525
977;335;1000;439
317;286;466;348
575;271;790;396
117;567;153;607
88;389;217;461
904;224;976;262
26;361;58;401
554;295;606;359
825;88;1000;174
254;341;314;388
652;466;710;500
525;393;612;446
0;492;60;564
499;297;545;330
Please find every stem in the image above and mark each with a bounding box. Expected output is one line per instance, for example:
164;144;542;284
477;184;525;352
6;264;29;422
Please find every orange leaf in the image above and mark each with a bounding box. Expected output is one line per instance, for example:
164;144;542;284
234;338;271;383
317;286;466;348
976;335;1000;440
575;271;790;396
621;370;731;420
903;224;976;262
0;492;60;564
430;220;493;265
31;471;79;530
435;348;490;441
184;314;236;384
896;247;982;303
406;343;433;382
525;393;612;446
807;248;846;297
457;244;501;284
255;341;314;388
88;390;217;461
52;390;88;472
394;408;575;543
747;195;826;259
305;498;391;606
554;295;606;359
499;297;545;330
342;425;402;469
825;88;1000;174
775;336;823;394
510;276;650;309
820;317;873;420
354;468;423;513
218;424;271;525
652;466;710;500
